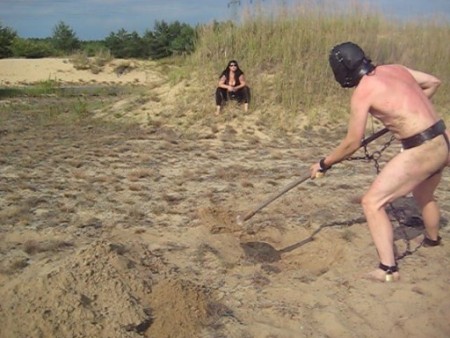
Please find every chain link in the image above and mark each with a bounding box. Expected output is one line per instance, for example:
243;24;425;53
348;133;423;261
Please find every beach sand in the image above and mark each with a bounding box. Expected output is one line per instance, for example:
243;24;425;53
0;58;449;338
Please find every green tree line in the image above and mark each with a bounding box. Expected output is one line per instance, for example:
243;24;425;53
0;20;196;59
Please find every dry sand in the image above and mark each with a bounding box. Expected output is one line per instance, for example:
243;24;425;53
0;58;154;86
0;58;449;338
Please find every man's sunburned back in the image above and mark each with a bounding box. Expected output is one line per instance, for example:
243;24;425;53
355;64;440;139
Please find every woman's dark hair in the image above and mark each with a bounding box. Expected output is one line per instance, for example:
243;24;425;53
220;59;244;79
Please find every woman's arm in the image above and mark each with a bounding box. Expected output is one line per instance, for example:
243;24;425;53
218;75;232;90
234;74;246;90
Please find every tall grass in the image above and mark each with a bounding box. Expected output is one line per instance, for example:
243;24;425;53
187;0;450;130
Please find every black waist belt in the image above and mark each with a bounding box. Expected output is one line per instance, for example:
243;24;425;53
401;120;446;149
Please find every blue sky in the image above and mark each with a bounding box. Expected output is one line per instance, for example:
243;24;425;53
1;0;449;40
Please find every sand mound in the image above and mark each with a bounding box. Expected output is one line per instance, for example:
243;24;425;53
0;240;216;338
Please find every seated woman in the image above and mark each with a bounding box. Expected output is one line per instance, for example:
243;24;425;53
215;60;251;115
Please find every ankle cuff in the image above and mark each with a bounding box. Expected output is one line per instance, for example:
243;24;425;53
423;236;441;247
379;262;398;274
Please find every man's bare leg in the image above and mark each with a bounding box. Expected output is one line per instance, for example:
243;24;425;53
215;105;221;115
360;153;421;282
244;103;248;112
361;197;400;281
361;141;446;281
413;172;442;242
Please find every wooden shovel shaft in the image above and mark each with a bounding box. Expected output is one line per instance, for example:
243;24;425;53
240;173;310;222
239;127;390;223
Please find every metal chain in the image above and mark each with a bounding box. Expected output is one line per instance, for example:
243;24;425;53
348;134;423;261
347;134;395;166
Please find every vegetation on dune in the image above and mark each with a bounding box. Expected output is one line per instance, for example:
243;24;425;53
188;0;450;129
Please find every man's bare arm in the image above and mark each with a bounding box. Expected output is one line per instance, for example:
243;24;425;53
321;94;369;168
405;67;441;98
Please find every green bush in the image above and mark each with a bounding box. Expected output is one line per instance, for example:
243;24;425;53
104;29;145;58
0;23;17;58
105;21;196;60
51;21;81;54
12;38;55;58
147;21;196;59
81;40;109;57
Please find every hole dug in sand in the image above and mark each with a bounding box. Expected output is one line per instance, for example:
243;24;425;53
240;241;282;263
197;205;241;234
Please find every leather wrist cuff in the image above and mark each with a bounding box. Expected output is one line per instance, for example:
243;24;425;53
319;158;331;171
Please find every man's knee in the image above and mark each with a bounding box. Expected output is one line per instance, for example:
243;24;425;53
361;193;382;213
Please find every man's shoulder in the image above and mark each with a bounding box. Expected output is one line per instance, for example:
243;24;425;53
353;74;385;99
362;65;406;85
377;64;409;75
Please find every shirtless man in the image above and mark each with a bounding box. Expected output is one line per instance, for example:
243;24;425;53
310;42;449;282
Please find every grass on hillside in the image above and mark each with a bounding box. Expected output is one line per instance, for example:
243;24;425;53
187;0;450;131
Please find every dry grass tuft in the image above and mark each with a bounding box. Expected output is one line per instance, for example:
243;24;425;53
340;228;357;242
23;239;74;255
127;168;156;181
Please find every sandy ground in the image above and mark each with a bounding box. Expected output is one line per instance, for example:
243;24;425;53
0;58;449;338
0;58;159;86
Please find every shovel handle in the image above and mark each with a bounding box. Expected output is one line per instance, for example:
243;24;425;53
240;172;310;222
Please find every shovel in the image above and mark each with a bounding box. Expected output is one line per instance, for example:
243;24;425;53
241;216;367;263
236;127;390;225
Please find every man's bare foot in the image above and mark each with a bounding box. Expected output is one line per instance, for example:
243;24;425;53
363;268;400;282
423;235;441;247
413;235;441;247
